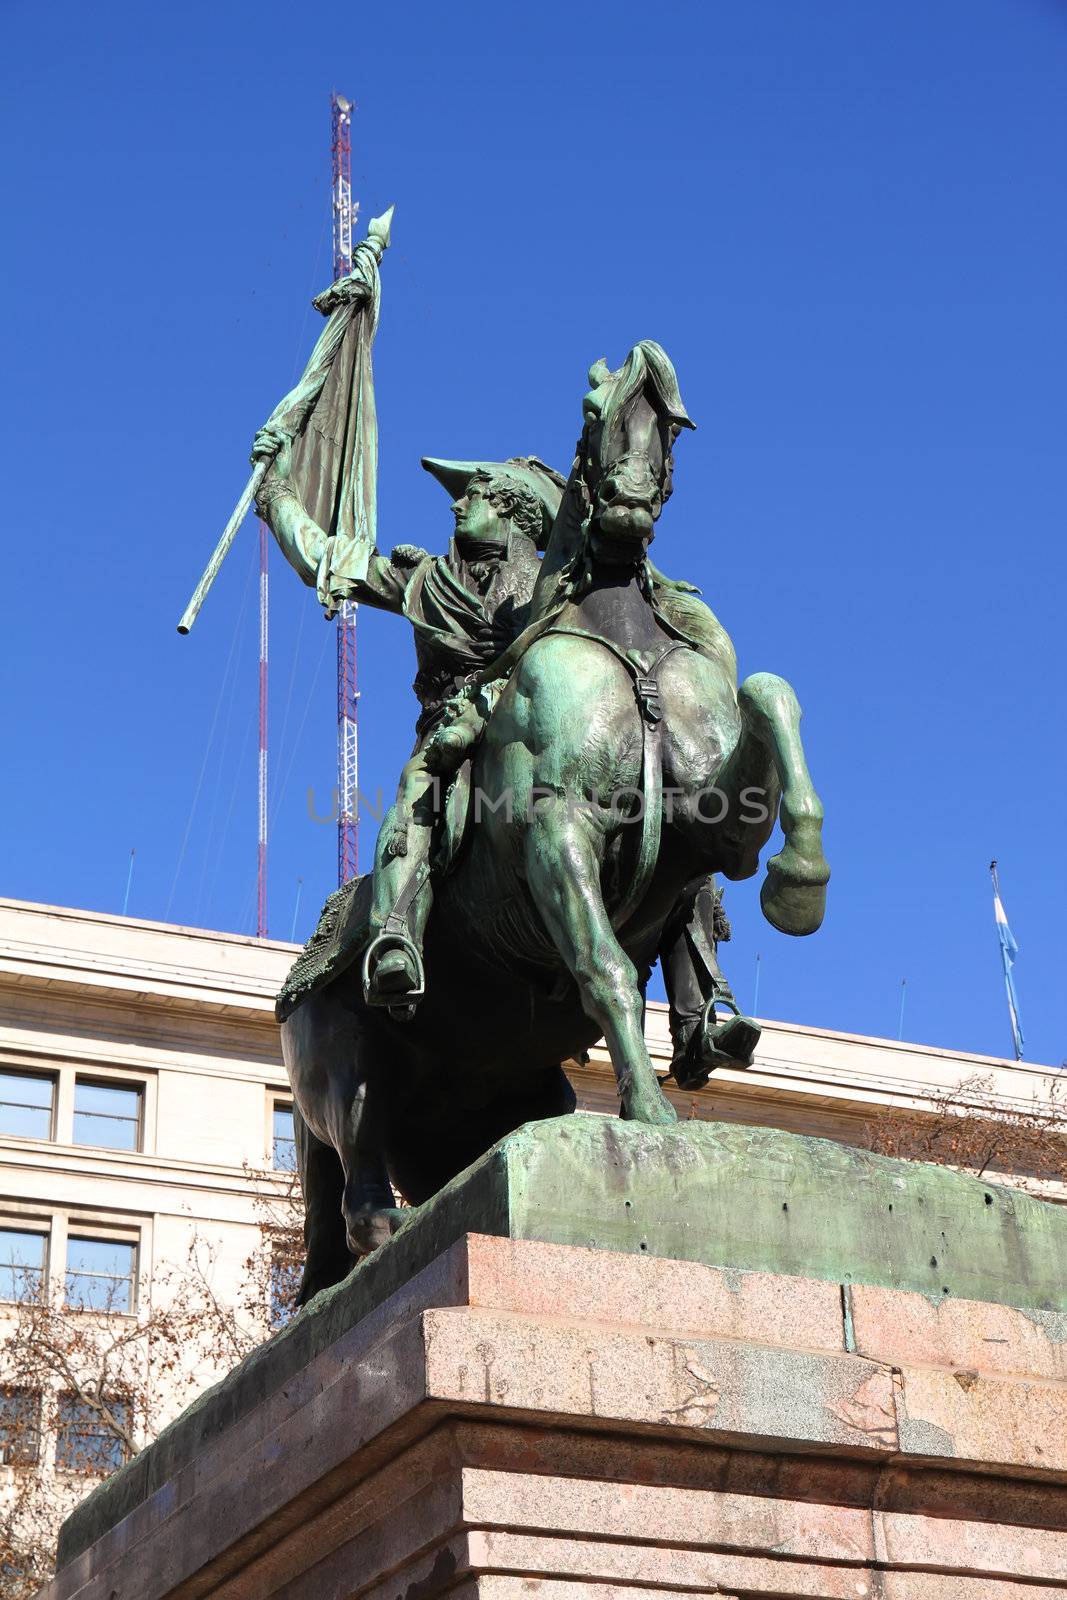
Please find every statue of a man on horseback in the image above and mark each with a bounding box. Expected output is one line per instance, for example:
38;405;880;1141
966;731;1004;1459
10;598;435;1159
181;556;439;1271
266;334;825;1301
184;218;827;1302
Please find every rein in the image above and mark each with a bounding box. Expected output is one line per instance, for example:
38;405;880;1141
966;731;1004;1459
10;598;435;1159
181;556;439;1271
542;624;687;932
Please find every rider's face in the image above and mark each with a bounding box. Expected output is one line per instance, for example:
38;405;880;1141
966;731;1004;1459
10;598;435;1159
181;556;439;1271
452;484;507;545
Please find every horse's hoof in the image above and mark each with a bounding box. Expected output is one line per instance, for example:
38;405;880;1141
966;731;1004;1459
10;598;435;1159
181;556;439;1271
761;849;829;936
674;1010;761;1090
297;1250;357;1306
345;1206;406;1258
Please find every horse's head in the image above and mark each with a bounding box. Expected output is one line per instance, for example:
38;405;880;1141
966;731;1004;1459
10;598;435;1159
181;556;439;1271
577;340;695;564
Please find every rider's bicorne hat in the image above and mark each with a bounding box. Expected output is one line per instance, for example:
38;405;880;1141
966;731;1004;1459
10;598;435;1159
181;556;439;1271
421;455;567;551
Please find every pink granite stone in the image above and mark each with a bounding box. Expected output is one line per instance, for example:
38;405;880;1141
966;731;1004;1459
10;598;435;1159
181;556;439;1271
874;1505;1067;1584
850;1281;1067;1381
447;1585;739;1600
459;1467;874;1565
447;1580;739;1593
878;1576;1067;1600
421;1306;900;1451
467;1531;882;1598
33;1236;1067;1600
895;1359;1067;1472
462;1233;846;1352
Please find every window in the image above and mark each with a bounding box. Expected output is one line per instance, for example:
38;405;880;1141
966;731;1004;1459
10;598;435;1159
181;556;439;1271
0;1070;54;1140
65;1236;137;1313
269;1246;301;1331
272;1104;296;1172
0;1228;47;1301
73;1080;142;1151
0;1389;41;1466
55;1396;130;1475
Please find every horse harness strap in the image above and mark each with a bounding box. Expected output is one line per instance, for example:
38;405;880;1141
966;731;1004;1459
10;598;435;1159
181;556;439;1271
543;626;688;931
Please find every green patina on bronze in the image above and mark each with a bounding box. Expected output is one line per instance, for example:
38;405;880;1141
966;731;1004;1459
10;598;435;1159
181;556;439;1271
258;337;830;1298
57;1118;1067;1567
186;217;834;1295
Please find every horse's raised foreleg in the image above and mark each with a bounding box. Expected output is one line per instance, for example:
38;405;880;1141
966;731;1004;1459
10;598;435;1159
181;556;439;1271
721;672;830;936
525;800;676;1124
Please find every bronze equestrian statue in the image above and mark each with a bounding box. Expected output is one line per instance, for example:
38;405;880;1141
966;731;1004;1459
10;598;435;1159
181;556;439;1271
263;340;828;1302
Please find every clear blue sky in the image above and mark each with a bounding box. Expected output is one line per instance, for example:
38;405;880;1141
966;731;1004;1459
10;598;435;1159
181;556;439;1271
2;0;1064;1065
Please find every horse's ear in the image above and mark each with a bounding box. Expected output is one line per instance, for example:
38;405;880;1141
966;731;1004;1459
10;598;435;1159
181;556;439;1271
587;358;611;388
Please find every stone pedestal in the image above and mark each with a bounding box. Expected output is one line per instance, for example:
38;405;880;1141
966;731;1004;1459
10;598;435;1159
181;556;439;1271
44;1119;1067;1599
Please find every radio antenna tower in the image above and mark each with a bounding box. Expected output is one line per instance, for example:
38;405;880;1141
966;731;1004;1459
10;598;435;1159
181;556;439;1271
331;92;360;884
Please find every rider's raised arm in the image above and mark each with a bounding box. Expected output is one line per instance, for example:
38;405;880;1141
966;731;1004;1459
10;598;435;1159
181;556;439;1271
257;480;327;587
253;427;430;616
253;428;327;588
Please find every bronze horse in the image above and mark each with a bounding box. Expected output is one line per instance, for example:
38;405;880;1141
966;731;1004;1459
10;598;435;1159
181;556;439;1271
281;342;829;1300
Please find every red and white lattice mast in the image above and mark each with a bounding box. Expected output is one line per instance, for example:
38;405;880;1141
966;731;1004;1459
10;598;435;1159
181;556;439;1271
332;92;360;884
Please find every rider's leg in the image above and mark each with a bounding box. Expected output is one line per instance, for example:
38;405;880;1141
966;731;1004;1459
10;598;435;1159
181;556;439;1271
525;798;675;1125
659;877;760;1089
365;766;436;1004
368;686;497;1004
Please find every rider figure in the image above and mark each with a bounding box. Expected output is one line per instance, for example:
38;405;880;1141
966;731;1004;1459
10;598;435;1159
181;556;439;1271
252;429;561;1003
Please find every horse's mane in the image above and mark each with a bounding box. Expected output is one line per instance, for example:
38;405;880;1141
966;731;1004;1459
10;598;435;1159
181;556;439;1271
587;340;693;438
527;342;695;624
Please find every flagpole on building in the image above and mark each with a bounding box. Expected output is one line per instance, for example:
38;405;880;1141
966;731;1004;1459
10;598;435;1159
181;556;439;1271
122;849;136;917
990;859;1025;1062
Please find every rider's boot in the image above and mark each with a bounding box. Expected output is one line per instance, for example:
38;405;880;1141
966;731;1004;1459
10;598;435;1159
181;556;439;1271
673;996;761;1091
363;807;433;1017
363;910;427;1017
371;944;421;996
660;875;761;1092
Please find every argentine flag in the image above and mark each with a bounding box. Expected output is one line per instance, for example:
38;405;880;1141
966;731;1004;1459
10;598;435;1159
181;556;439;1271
991;864;1024;1060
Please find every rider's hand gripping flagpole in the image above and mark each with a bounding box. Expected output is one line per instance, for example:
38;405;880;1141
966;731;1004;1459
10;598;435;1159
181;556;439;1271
177;205;394;634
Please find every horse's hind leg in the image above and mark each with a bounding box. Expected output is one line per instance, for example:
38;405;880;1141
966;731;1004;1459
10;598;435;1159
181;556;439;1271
338;1059;406;1257
719;673;829;936
282;989;404;1264
292;1105;355;1304
525;801;676;1125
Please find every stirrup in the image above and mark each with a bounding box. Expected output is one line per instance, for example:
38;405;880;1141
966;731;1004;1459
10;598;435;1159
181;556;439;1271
670;994;761;1090
362;932;426;1021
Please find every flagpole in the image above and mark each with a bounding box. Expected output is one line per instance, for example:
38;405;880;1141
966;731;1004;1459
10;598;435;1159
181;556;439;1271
990;858;1024;1062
